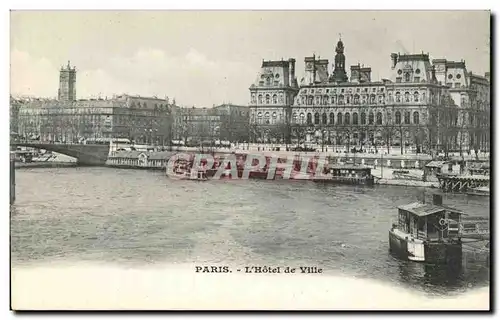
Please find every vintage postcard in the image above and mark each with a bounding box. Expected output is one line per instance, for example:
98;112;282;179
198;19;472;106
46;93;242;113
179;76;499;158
9;10;491;311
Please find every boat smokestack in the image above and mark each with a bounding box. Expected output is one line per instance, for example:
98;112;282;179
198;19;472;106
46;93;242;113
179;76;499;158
433;194;443;206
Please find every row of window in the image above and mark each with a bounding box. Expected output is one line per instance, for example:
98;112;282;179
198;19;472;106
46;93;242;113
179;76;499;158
301;87;385;95
255;111;421;126
297;94;385;106
129;102;170;110
447;82;465;89
253;91;428;106
251;93;285;105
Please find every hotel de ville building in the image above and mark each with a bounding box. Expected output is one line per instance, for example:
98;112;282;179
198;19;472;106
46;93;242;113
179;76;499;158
248;38;490;155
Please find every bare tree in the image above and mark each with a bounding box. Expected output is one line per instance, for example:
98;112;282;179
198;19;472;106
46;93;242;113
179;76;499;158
381;124;394;154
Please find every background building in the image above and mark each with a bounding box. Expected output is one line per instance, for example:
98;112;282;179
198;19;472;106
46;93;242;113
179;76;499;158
173;104;249;145
15;61;175;145
17;95;174;145
213;104;249;143
249;38;490;154
10;96;22;135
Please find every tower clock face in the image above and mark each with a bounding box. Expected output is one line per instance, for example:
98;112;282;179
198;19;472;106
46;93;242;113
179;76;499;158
306;62;313;69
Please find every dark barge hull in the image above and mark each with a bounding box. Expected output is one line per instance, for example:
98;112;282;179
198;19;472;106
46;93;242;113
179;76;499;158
312;176;375;186
389;230;462;264
205;169;273;180
106;164;165;171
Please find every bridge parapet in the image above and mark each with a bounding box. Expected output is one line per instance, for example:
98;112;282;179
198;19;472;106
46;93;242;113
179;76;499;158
11;142;110;166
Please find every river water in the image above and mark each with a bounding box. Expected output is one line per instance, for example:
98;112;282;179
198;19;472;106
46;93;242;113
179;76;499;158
11;167;490;296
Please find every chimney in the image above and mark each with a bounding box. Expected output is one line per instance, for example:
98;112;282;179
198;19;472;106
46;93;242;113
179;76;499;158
289;58;296;87
350;65;361;83
391;53;398;69
432;194;443;206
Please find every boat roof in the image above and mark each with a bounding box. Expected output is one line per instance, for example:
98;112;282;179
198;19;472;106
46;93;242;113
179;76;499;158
109;150;176;160
398;202;464;217
329;164;371;170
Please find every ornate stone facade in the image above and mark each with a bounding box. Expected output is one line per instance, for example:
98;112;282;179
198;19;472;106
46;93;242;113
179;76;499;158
248;59;299;143
249;39;490;154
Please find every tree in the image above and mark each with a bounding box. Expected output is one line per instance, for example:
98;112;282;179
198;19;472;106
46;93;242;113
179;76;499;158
381;124;394;154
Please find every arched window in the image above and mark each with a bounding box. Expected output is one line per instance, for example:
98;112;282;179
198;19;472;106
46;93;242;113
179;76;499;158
388;92;393;103
378;95;384;104
266;77;271;85
308;96;314;105
307;113;312;125
257;112;263;124
323;95;329;105
346;95;351;104
292;112;298;123
413;111;419;124
338;95;344;105
314;112;320;125
344;113;350;125
405;72;411;82
353;112;358;125
301;96;305;105
264;112;270;124
414;91;419;102
396;92;401;103
331;95;336;104
370;94;376;104
315;96;321;105
258;95;263;104
376;112;383;125
404;111;410;124
329;112;335;124
265;94;270;104
279;93;284;103
369;112;374;125
337;112;343;124
272;94;277;104
300;113;305;124
395;111;401;124
405;92;410;103
361;112;366;125
354;94;360;104
422;92;426;102
271;112;277;124
322;113;327;125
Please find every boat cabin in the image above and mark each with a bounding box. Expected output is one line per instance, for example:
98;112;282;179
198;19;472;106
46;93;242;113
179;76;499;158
395;194;464;242
328;165;372;179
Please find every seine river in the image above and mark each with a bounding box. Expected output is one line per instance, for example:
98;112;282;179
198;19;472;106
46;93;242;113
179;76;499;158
11;166;490;296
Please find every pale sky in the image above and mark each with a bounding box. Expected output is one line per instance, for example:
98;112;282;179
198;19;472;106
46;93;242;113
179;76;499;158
10;11;490;107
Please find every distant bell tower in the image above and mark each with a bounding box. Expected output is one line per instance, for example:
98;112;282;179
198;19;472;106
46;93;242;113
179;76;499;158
330;37;348;83
58;60;76;101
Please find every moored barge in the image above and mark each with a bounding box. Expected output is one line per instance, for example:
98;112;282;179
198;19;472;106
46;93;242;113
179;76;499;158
389;194;464;264
389;194;489;264
313;164;374;185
